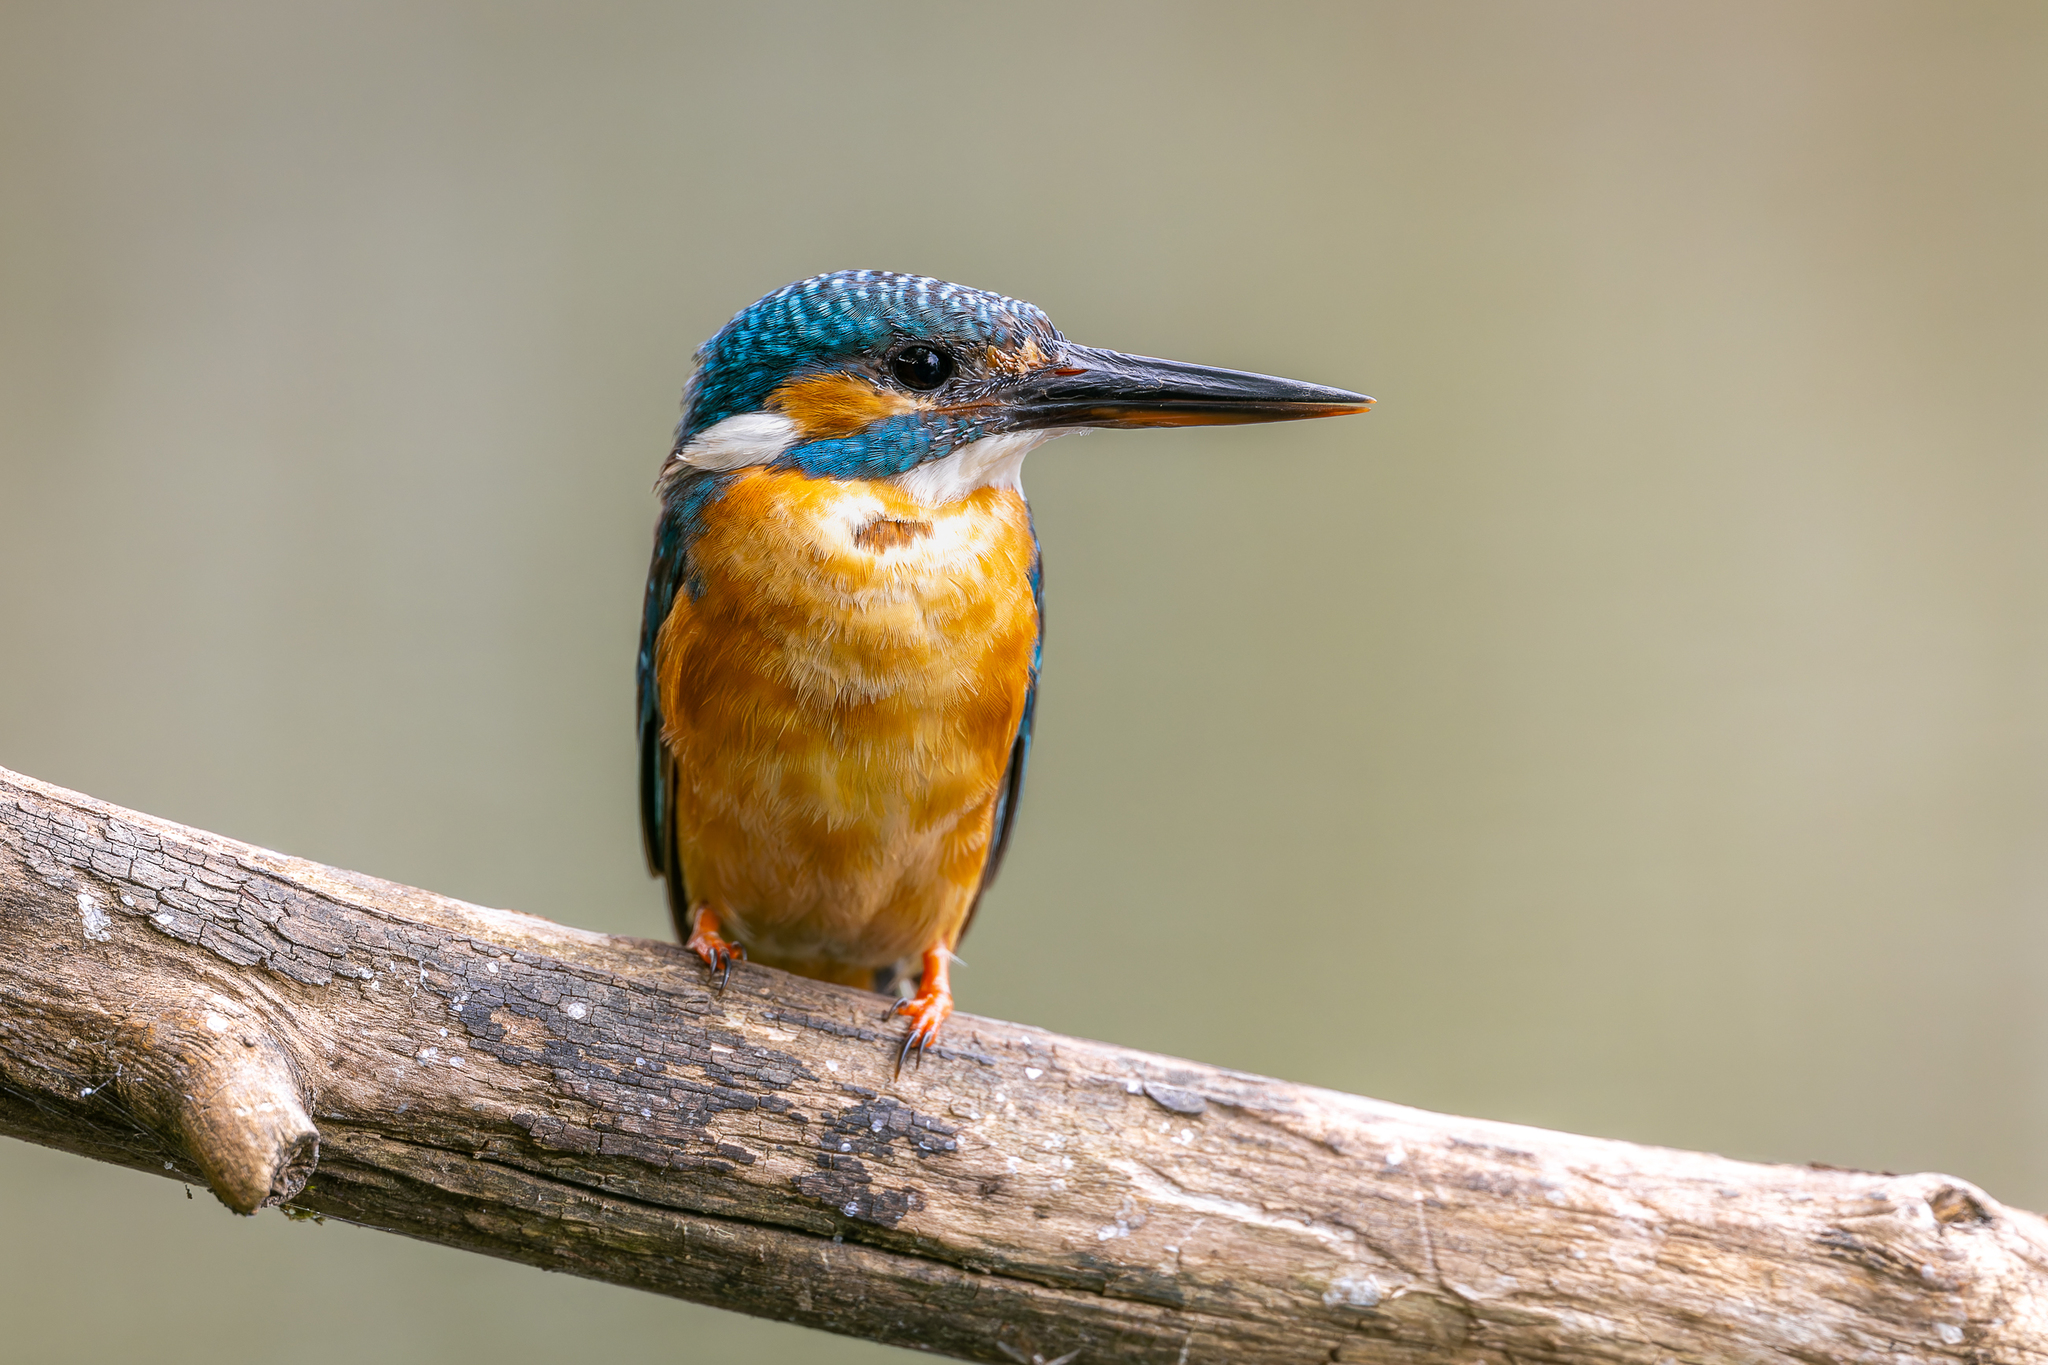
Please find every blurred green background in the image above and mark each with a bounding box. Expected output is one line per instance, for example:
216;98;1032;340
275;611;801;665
3;2;2045;1361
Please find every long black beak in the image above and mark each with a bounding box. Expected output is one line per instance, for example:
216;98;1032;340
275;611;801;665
995;344;1372;431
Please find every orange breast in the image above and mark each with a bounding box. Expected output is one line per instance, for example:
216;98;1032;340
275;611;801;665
655;467;1038;983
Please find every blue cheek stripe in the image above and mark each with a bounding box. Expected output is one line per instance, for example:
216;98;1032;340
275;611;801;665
778;411;989;480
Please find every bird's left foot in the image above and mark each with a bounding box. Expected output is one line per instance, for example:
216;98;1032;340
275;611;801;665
892;947;954;1073
685;902;746;991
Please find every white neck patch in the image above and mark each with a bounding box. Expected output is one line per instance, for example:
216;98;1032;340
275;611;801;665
894;428;1083;507
670;410;799;473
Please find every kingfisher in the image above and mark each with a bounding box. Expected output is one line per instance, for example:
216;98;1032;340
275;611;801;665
639;270;1370;1067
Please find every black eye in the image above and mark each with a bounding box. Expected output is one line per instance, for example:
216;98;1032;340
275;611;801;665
890;344;955;391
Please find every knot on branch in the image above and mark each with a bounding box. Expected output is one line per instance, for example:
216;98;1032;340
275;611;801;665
120;1007;319;1214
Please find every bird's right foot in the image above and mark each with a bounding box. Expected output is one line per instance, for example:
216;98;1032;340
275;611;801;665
686;903;746;991
891;945;955;1075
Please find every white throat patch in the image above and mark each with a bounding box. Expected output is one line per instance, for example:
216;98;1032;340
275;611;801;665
894;428;1083;506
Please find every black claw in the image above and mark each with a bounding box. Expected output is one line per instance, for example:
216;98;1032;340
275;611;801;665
706;942;746;992
895;1029;916;1078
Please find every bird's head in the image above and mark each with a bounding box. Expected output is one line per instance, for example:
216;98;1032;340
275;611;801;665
663;270;1371;501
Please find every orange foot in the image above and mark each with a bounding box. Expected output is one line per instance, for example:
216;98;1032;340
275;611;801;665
686;902;746;992
892;946;954;1074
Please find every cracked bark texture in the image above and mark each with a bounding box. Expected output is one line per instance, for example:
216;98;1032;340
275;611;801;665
1;764;2043;1364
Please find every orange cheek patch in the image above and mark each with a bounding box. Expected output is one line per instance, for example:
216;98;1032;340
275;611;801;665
769;371;921;441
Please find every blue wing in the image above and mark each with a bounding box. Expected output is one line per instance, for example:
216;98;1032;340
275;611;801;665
638;477;705;941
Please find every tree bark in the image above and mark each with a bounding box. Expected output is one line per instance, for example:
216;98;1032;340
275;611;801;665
0;764;2041;1364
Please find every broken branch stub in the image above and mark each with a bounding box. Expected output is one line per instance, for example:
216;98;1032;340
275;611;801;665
2;762;2046;1364
124;1009;319;1213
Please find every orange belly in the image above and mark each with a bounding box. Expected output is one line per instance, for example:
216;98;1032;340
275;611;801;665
654;467;1038;984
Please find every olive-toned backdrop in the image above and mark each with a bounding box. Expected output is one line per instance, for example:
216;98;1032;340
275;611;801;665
4;4;2044;1362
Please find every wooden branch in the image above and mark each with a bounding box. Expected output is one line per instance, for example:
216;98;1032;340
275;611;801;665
1;765;2042;1363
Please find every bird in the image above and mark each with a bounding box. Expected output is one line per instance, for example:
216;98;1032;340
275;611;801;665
639;270;1371;1068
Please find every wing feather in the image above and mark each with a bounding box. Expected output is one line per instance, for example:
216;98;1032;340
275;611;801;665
638;491;694;938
